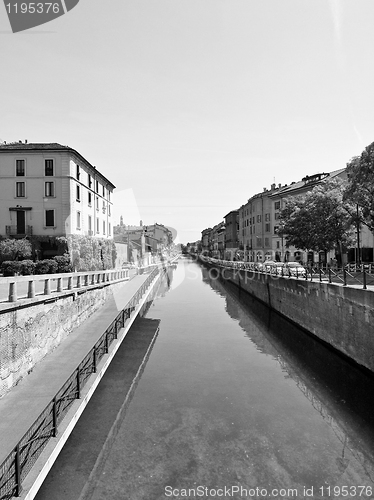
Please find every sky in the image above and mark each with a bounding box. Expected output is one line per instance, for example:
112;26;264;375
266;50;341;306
1;0;374;244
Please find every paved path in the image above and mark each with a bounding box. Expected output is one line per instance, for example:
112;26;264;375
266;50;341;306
0;273;150;466
34;316;160;500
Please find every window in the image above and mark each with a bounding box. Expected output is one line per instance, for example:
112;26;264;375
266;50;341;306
96;180;99;193
45;159;54;176
77;211;81;229
108;204;111;216
88;215;92;233
107;190;110;201
88;173;92;188
103;221;106;234
96;196;99;211
76;164;80;180
108;222;111;236
265;223;271;232
274;226;279;234
76;184;80;201
256;237;262;246
102;185;105;197
16;182;25;197
45;209;55;227
16;160;25;176
265;213;271;221
274;201;281;210
88;192;92;206
275;212;280;220
265;237;270;247
96;218;100;233
256;215;261;223
45;181;54;197
276;241;280;249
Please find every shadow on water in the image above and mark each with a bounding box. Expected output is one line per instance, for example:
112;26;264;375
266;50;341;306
201;266;374;480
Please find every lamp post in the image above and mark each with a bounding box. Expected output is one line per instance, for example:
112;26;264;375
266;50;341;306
356;204;361;266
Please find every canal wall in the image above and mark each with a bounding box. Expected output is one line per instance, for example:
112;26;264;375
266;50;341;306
0;272;130;398
204;263;374;373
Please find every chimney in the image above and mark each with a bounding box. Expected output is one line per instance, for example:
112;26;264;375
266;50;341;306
25;140;28;144
271;183;276;190
278;183;281;188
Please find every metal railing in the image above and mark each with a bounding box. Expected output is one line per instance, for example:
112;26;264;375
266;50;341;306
0;267;159;499
5;226;33;236
200;256;374;290
1;269;130;304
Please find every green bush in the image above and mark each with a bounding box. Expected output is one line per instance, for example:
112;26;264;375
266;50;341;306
35;259;58;275
20;260;36;275
1;261;22;276
0;238;32;263
53;254;73;273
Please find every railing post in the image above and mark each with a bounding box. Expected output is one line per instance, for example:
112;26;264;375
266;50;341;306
328;268;332;283
93;346;97;373
15;443;21;497
44;278;51;295
76;275;81;289
363;267;367;290
52;397;57;437
68;276;73;290
28;280;35;298
76;367;81;399
105;333;109;354
57;277;63;292
9;282;17;303
343;266;347;286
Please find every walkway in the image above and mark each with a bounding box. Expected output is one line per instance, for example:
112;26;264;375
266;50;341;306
0;272;151;468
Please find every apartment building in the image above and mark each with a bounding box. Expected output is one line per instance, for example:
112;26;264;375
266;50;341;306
0;142;115;248
238;169;348;264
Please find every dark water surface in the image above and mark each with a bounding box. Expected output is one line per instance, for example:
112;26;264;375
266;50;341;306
37;258;374;500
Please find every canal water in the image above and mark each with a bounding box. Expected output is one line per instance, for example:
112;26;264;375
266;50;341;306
36;257;374;500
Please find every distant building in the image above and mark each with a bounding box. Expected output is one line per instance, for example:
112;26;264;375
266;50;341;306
224;210;239;260
0;142;115;256
238;169;352;264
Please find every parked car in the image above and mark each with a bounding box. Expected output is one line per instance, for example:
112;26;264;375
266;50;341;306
273;262;286;275
285;262;307;277
263;260;277;271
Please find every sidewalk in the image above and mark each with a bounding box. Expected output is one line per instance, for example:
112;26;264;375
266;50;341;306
0;272;153;466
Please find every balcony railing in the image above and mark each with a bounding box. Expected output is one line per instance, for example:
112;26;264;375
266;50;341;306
5;226;33;236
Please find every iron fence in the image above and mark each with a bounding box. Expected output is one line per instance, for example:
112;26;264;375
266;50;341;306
0;267;159;499
201;257;374;290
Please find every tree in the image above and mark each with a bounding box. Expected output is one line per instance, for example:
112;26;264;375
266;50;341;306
0;238;32;262
278;178;355;263
344;142;374;232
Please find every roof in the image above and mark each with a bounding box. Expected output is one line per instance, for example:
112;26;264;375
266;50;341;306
0;142;116;189
270;168;346;198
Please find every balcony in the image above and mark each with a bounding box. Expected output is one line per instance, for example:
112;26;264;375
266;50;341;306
6;225;33;236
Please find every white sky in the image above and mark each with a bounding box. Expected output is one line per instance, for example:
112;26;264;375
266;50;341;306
1;0;374;243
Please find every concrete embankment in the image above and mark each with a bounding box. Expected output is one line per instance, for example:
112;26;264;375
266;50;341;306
200;259;374;373
0;271;130;397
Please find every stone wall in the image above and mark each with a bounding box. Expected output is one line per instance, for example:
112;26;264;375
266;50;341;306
214;266;374;373
0;283;120;398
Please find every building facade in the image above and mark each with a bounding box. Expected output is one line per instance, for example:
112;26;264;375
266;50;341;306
0;143;115;249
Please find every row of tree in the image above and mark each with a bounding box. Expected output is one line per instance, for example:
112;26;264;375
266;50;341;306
278;141;374;263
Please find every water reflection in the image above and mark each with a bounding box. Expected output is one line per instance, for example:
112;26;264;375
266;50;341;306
201;263;374;483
